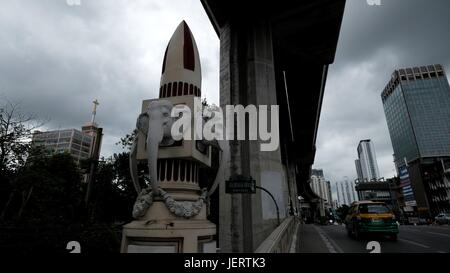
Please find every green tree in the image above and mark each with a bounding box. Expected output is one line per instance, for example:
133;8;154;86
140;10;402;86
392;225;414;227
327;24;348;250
0;100;45;179
87;153;135;224
1;128;139;253
336;204;350;221
0;100;46;222
0;150;84;253
78;152;137;253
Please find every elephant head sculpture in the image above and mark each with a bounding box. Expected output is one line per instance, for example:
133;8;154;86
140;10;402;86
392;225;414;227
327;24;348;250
129;100;174;196
129;99;226;219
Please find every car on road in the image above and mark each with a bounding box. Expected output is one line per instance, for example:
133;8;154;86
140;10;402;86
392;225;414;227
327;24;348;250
435;212;450;225
345;201;399;241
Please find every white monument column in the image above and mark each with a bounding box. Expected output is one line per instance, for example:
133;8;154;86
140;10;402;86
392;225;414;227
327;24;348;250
121;21;217;253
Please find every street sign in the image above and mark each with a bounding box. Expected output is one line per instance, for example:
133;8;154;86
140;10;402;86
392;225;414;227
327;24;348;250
225;175;256;194
405;201;417;207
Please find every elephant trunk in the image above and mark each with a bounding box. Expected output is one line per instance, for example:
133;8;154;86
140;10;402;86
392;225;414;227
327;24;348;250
147;117;165;195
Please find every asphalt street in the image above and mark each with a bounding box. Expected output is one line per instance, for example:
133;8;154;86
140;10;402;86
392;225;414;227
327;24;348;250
297;224;450;253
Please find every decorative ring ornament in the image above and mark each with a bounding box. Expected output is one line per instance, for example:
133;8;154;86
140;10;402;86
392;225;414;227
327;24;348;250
132;187;208;219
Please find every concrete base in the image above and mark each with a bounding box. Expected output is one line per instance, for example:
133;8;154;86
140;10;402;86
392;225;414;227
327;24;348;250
121;201;216;253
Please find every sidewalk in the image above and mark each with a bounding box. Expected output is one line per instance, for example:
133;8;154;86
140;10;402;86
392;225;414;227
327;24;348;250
296;224;334;253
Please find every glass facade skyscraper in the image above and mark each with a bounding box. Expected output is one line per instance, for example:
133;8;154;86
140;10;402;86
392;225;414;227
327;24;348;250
382;64;450;167
355;140;381;181
382;64;450;216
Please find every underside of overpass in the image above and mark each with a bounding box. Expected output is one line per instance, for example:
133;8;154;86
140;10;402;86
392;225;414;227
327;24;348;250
201;0;346;252
202;0;346;202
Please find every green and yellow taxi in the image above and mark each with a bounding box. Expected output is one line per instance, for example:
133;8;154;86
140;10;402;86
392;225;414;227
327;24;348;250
345;201;399;241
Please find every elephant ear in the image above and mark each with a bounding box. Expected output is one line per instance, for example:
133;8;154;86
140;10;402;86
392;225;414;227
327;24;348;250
160;136;175;147
136;113;150;149
160;103;176;146
137;113;149;132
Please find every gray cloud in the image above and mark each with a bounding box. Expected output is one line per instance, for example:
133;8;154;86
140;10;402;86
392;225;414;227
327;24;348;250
1;0;449;194
314;0;450;195
0;0;219;158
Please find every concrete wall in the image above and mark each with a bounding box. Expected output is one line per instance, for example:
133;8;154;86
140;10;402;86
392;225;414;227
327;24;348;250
255;217;299;253
217;20;291;253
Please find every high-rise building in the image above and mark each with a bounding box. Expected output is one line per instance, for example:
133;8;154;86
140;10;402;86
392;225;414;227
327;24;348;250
351;181;357;202
340;183;347;205
345;180;352;204
311;169;324;178
326;181;333;208
355;140;380;182
32;126;101;164
382;64;450;216
336;180;358;206
310;170;333;218
336;182;341;206
32;99;102;165
32;100;103;188
355;159;364;182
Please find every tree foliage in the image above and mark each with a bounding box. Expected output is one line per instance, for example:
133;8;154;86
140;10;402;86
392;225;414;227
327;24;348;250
88;152;136;224
0;150;85;253
0;149;137;253
0;100;45;178
336;204;350;221
0;99;139;253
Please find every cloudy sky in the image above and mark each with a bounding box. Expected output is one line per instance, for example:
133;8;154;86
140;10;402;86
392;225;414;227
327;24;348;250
0;0;220;158
1;0;449;192
313;0;450;187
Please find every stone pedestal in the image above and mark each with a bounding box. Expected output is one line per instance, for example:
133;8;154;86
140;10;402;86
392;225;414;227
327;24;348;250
121;201;216;253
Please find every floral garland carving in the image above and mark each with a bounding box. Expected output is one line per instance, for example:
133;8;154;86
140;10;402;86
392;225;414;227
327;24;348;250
132;188;208;219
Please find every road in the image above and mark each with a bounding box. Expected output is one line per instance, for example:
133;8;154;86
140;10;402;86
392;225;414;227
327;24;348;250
297;224;450;253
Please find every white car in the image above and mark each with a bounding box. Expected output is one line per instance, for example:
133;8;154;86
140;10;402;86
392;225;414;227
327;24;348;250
435;213;450;225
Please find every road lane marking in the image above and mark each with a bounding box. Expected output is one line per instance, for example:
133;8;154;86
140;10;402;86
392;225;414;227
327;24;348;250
399;239;430;249
430;225;450;230
437;251;446;253
401;227;420;232
313;225;337;253
325;232;345;254
313;225;344;253
427;232;450;238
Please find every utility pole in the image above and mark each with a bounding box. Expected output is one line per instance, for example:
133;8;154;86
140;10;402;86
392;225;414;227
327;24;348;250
341;183;346;205
85;99;102;205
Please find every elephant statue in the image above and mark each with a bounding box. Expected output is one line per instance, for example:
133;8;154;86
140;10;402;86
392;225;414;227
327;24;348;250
129;100;174;196
129;100;226;219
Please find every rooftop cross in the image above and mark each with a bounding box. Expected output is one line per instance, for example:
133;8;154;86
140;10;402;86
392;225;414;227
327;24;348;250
91;99;99;123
